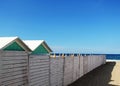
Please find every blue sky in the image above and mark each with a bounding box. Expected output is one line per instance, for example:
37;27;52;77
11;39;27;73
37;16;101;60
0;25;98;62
0;0;120;53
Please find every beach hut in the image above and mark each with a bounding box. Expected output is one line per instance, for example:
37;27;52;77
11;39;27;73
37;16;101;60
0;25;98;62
0;37;31;51
0;36;31;86
23;40;52;86
23;40;52;54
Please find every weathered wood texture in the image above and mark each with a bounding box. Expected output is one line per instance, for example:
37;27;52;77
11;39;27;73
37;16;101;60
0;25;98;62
83;56;88;75
79;55;84;77
29;55;50;86
0;50;106;86
73;56;79;82
63;56;74;86
49;54;106;86
83;55;106;76
0;51;28;86
50;56;64;86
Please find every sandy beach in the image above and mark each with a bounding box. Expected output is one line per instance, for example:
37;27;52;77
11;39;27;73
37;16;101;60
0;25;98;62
69;61;120;86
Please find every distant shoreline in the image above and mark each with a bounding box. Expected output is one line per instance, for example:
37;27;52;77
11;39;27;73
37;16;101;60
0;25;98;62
106;60;120;62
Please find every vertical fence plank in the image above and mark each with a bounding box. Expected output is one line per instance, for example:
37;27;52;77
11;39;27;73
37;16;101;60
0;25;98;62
73;56;79;81
83;55;88;75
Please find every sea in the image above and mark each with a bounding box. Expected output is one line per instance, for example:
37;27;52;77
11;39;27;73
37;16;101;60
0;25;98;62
106;54;120;60
51;53;120;60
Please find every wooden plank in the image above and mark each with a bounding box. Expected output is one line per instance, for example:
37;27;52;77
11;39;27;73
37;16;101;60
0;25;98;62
30;69;49;75
2;63;27;69
30;72;49;80
30;78;49;86
83;56;88;75
1;76;27;86
1;74;27;83
1;56;28;60
29;55;49;59
3;51;27;56
29;62;49;65
29;65;49;70
29;59;49;63
73;56;79;81
1;66;27;74
30;76;49;81
29;64;49;67
29;61;49;64
1;70;27;79
0;52;2;85
2;60;27;65
30;75;49;83
29;65;49;69
3;82;28;86
30;69;49;74
30;80;49;86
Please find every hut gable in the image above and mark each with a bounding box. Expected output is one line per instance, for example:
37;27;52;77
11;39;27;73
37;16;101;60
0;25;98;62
32;44;49;54
3;41;24;51
23;40;52;54
0;37;31;52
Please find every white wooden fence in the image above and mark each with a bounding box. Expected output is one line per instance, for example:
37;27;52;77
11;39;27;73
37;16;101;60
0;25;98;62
50;55;64;86
50;54;106;86
0;51;106;86
63;56;74;86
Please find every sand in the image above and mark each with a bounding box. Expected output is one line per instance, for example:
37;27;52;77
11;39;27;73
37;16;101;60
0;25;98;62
69;61;120;86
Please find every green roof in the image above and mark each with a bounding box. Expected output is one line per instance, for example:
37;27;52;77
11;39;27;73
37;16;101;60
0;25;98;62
3;41;25;51
31;44;49;54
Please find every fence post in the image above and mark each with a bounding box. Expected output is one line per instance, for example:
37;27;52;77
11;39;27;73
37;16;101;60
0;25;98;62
78;54;81;78
62;53;65;86
49;54;51;86
71;54;74;82
0;50;3;85
54;53;56;59
27;54;30;86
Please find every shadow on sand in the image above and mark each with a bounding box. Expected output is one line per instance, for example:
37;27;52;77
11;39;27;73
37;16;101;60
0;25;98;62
69;62;118;86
